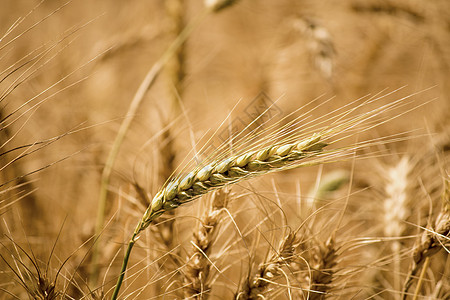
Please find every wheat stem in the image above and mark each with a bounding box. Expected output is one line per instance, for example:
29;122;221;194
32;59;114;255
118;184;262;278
412;256;429;300
110;231;138;300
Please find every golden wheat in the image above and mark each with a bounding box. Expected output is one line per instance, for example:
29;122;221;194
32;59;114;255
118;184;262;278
1;1;449;300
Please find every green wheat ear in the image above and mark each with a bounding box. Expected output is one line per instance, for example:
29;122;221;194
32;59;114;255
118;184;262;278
139;132;326;234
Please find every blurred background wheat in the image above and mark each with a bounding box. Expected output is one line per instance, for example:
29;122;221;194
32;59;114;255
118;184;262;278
0;0;449;299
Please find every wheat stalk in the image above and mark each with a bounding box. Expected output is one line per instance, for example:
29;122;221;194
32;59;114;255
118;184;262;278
165;0;186;113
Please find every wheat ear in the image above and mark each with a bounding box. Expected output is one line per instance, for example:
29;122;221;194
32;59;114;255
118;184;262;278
402;176;450;299
183;189;230;299
140;133;326;233
383;157;411;244
308;236;337;300
236;232;297;299
292;16;335;80
381;157;411;293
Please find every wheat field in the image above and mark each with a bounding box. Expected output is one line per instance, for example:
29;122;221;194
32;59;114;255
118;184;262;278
0;1;449;299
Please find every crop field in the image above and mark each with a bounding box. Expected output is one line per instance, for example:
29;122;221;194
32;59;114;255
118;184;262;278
0;1;449;299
